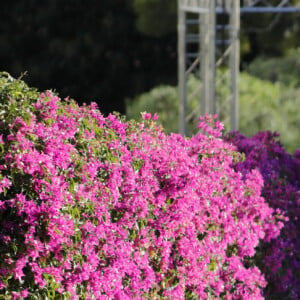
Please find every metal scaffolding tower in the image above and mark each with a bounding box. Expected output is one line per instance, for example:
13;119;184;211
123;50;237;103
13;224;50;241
178;0;300;135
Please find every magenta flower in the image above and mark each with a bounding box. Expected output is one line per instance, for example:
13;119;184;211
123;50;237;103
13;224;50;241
0;81;290;299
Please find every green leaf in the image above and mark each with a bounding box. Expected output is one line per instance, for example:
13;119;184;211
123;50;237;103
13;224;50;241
208;257;217;271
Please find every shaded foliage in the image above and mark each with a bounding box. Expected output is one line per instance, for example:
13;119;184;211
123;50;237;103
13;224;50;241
0;0;177;114
247;48;300;87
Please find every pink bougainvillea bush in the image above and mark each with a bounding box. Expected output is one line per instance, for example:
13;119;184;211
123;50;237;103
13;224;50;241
227;131;300;299
0;73;285;299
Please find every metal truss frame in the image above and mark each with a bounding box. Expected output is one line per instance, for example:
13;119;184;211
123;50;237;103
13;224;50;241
178;0;300;134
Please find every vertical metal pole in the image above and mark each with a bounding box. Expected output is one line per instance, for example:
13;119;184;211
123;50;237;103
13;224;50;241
178;1;187;135
209;0;216;114
200;0;210;115
201;0;216;116
230;0;240;130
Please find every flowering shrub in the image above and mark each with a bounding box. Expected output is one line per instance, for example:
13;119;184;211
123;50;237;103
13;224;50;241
0;73;284;299
227;131;300;299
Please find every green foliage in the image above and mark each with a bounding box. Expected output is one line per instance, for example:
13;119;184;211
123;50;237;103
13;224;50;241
126;75;200;134
0;72;40;129
132;0;177;37
239;73;300;153
126;72;300;153
247;48;300;87
0;1;177;114
126;84;178;134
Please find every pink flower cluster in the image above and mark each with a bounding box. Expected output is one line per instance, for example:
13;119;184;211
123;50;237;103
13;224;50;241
227;131;300;299
0;89;284;299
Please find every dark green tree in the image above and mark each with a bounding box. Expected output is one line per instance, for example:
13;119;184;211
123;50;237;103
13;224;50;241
0;0;177;113
132;0;177;37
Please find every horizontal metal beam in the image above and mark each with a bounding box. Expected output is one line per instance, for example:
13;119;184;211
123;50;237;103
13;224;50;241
240;6;300;13
186;53;200;58
180;6;209;13
186;19;199;25
215;6;300;14
184;6;300;15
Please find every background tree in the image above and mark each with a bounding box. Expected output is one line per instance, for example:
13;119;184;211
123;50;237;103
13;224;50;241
0;0;299;113
0;0;176;113
132;0;177;37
